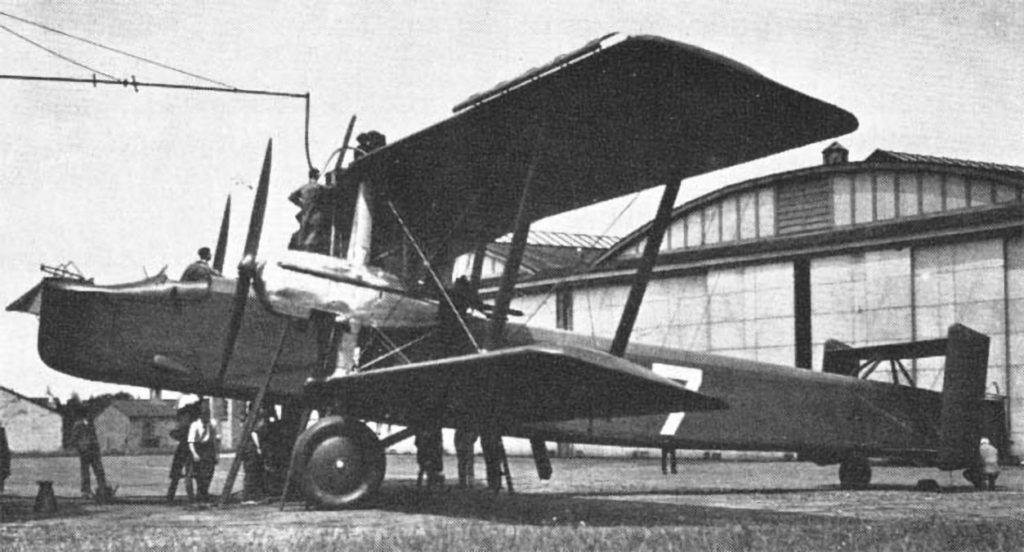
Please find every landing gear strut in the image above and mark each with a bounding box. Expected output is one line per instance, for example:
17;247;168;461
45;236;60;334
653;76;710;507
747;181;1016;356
290;416;386;509
838;455;871;490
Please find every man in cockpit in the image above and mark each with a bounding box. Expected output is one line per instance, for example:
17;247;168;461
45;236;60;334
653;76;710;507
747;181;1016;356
180;247;223;282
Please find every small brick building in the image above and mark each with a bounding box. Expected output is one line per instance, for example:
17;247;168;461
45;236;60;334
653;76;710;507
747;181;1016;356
0;385;63;453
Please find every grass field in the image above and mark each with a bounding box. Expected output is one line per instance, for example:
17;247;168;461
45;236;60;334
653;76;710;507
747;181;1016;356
1;454;1022;551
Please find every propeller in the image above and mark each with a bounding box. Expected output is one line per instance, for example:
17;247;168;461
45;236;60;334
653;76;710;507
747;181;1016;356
216;139;272;389
212;195;232;273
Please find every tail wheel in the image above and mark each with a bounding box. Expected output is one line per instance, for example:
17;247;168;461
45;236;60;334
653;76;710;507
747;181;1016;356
838;455;871;490
291;416;386;509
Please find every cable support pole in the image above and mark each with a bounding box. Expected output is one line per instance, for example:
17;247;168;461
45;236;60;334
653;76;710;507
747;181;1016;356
303;93;313;172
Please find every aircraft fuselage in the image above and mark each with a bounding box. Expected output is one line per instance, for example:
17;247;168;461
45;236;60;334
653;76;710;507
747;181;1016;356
34;272;945;465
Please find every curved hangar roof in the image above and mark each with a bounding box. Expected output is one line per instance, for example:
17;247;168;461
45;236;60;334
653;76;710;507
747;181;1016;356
344;33;858;270
594;148;1024;272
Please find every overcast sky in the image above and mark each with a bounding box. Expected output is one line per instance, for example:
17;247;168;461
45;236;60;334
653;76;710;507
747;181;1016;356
1;0;1021;399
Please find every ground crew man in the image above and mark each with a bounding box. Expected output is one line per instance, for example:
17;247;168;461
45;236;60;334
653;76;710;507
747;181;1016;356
188;400;219;502
69;399;111;501
661;447;677;474
167;401;199;502
0;422;10;493
979;437;1000;491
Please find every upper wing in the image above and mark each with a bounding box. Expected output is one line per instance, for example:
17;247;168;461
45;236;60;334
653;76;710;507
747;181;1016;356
304;344;727;429
345;34;858;269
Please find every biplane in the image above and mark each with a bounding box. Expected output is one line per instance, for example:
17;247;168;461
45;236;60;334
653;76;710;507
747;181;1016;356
8;34;992;508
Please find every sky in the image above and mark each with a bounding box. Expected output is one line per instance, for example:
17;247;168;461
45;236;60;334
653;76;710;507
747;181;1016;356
0;0;1021;400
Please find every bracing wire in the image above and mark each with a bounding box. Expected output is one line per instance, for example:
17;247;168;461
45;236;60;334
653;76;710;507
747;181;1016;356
0;10;233;88
387;201;481;352
0;22;116;79
521;190;643;333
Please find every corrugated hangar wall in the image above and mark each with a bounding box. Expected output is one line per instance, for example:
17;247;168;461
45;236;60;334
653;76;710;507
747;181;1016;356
808;236;1021;454
503;151;1024;460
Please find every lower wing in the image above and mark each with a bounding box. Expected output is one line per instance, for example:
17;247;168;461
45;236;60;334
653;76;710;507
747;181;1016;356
305;345;727;430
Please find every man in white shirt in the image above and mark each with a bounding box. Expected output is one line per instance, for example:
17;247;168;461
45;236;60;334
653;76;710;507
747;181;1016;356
188;400;218;502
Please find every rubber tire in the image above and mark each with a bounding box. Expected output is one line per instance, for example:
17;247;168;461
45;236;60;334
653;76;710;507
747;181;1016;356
838;455;871;490
290;416;386;509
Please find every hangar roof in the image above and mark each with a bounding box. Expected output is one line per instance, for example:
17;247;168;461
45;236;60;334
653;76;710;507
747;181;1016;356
0;385;60;414
484;231;618;276
865;150;1024;176
592;148;1024;267
481;147;1023;293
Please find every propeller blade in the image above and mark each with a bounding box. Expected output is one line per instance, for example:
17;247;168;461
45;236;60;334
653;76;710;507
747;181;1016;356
243;140;273;262
330;115;357;256
212;195;231;273
216;140;273;388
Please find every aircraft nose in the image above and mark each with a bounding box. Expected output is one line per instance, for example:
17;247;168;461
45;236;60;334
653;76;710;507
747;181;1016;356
37;279;114;378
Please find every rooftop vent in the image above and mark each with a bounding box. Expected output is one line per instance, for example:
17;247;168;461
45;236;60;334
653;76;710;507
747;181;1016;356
822;142;849;166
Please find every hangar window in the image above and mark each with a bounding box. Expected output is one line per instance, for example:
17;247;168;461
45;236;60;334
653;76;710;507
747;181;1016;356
685;212;702;247
945;175;967;210
832;175;852;226
721;196;738;242
921;173;943;213
669;217;686;251
703;205;720;244
854;173;874;224
898;173;920;217
739;191;757;239
969;180;993;206
757;188;775;237
875;172;896;220
995;183;1018;203
631;240;644;257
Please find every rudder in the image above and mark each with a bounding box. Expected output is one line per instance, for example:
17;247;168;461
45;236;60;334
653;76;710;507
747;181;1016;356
936;324;990;470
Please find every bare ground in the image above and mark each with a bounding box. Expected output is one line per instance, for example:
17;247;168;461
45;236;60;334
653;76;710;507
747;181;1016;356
1;454;1022;550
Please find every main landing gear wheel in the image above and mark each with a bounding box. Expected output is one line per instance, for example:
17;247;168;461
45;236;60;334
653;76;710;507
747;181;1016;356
291;416;386;509
838;455;871;490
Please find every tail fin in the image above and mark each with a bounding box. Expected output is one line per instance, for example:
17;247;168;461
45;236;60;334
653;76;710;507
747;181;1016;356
936;324;990;470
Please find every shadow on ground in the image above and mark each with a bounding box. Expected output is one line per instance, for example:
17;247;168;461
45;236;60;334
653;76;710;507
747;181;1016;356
352;481;864;529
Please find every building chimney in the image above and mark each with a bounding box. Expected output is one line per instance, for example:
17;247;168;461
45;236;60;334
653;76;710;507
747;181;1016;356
822;142;849;166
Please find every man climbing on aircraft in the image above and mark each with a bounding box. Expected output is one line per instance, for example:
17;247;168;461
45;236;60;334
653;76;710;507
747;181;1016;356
180;247;222;282
287;168;330;253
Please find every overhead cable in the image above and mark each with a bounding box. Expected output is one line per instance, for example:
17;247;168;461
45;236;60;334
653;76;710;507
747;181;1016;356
0;10;233;88
0;11;315;171
0;22;116;79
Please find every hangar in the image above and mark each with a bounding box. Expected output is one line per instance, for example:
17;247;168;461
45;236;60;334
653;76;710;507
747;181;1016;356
470;144;1023;461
